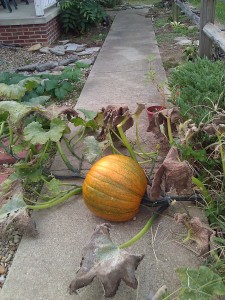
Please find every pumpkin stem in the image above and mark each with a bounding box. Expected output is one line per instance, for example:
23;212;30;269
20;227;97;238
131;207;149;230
27;187;82;210
56;141;81;175
119;204;169;249
117;116;137;161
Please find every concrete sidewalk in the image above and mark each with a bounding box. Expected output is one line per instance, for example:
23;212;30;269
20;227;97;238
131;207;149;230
1;9;204;300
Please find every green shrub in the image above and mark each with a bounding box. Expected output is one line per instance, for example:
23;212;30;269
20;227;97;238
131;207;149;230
99;0;121;8
168;58;225;124
60;0;106;33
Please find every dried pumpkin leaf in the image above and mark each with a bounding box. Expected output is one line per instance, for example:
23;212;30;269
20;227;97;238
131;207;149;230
150;147;192;200
133;103;145;117
97;105;134;141
147;107;180;139
0;179;37;238
69;223;144;298
174;213;214;257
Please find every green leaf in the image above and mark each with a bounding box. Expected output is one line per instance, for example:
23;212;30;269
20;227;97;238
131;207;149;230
24;118;68;145
24;96;50;105
18;77;40;91
44;79;58;92
0;83;26;100
71;117;85;127
44;178;62;197
177;266;225;300
0;101;33;125
83;136;103;163
77;108;97;120
76;62;89;69
14;163;43;182
54;82;73;99
85;119;98;129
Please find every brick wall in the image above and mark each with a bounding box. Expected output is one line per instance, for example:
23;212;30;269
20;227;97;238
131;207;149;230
0;16;61;46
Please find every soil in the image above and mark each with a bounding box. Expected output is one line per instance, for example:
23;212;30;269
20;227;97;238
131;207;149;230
0;24;110;72
149;4;200;76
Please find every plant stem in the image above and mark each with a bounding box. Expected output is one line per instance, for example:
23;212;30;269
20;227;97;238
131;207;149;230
166;116;173;144
37;140;50;167
27;187;82;210
192;176;212;203
0;122;5;136
56;141;80;174
107;132;122;155
73;127;86;147
63;136;81;160
117;116;137;161
217;133;225;178
119;204;169;249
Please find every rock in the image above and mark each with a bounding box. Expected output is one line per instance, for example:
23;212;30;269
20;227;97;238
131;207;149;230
39;47;50;54
65;43;79;52
58;55;78;66
176;38;192;46
77;47;101;56
50;46;65;56
36;61;58;72
16;63;38;72
53;66;65;71
174;36;188;42
188;25;197;31
34;71;50;75
0;265;6;275
51;71;62;76
3;254;12;263
76;58;94;66
58;40;70;45
75;44;87;52
28;43;42;52
13;235;20;244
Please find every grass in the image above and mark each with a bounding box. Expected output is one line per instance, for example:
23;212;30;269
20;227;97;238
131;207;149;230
188;0;225;25
156;26;198;44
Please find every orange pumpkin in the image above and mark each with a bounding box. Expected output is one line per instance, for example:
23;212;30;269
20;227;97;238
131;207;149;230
82;154;147;222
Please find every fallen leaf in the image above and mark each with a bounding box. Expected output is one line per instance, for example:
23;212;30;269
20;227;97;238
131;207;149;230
174;213;214;257
69;223;144;297
0;179;37;238
150;147;192;200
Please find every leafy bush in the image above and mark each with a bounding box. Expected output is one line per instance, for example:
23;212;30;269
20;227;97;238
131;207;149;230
59;0;106;33
99;0;121;8
168;58;225;124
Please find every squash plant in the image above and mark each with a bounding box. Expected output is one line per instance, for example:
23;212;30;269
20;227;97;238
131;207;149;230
1;100;220;298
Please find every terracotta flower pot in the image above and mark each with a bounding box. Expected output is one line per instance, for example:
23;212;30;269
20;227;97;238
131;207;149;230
146;105;165;120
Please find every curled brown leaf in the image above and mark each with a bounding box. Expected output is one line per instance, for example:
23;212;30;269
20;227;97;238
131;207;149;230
97;105;134;141
147;107;180;140
174;213;214;257
150;147;192;200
